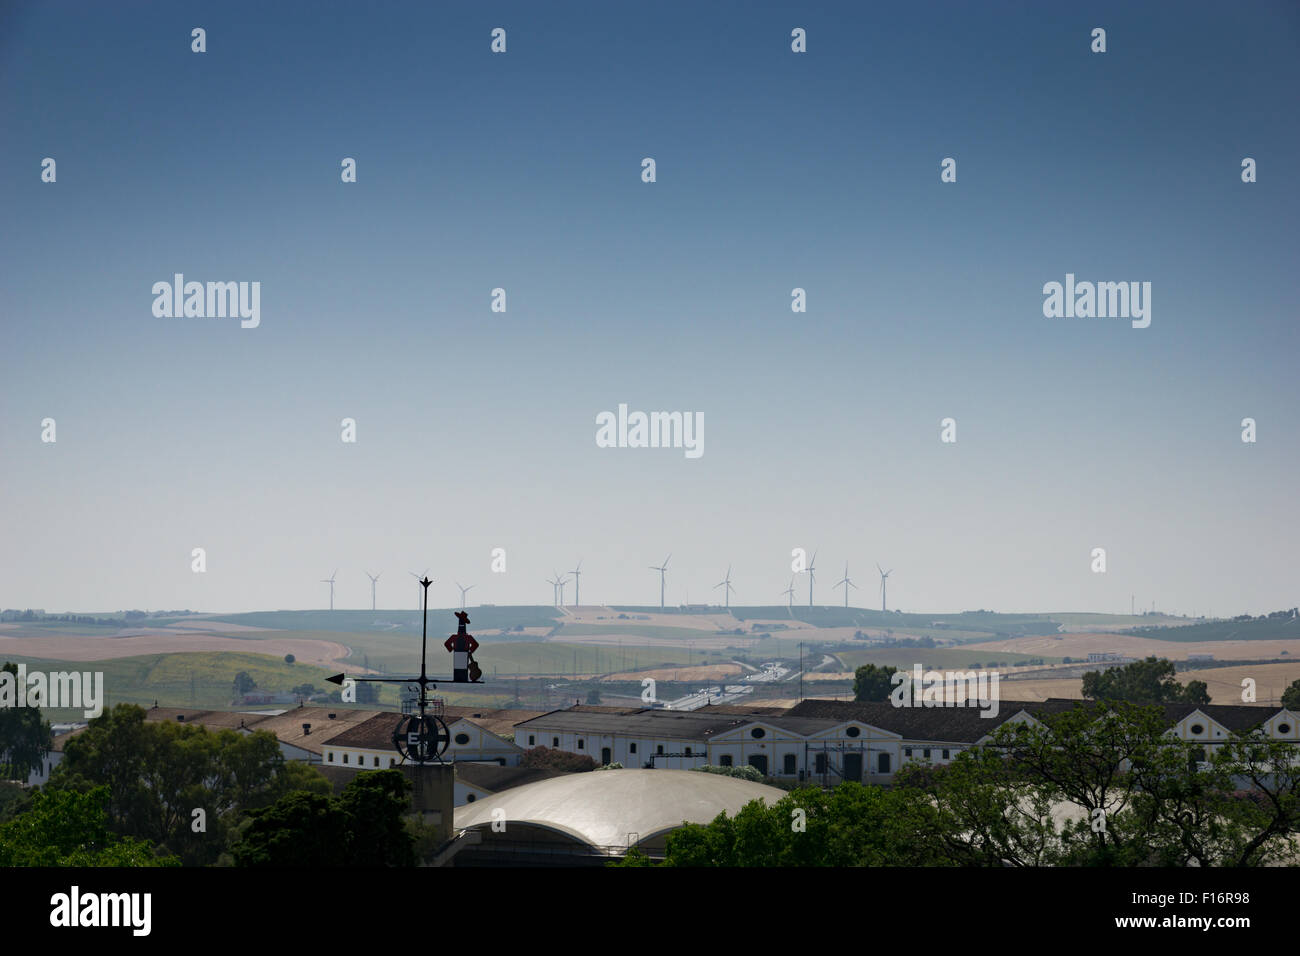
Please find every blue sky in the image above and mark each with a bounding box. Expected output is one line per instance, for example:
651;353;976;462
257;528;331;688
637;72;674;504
2;1;1297;615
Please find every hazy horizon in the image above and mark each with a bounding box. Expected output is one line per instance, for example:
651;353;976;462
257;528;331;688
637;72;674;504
3;1;1297;619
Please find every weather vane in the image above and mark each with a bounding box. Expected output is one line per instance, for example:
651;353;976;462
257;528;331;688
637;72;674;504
326;575;484;765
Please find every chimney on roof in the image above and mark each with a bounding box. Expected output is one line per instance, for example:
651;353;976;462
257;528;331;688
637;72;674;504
302;723;311;735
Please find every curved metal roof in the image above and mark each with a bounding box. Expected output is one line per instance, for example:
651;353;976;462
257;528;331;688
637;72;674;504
453;769;787;847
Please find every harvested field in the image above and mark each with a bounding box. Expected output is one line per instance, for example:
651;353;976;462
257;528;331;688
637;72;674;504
999;661;1300;706
601;663;743;683
0;632;351;669
965;633;1300;661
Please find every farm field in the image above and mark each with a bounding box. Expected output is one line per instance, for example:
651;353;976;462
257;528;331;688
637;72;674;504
1000;661;1300;707
602;663;745;683
834;647;1057;671
964;632;1300;661
0;627;350;669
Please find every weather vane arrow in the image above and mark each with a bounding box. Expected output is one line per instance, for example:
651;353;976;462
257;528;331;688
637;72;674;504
325;572;483;764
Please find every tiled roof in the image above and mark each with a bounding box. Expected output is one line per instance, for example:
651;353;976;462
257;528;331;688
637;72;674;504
786;697;1281;742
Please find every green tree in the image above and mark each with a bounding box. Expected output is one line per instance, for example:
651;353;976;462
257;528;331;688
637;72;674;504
232;770;415;867
1281;679;1300;711
0;786;176;867
1082;656;1187;703
49;703;330;865
852;663;898;702
232;671;257;696
231;791;350;867
339;770;416;866
651;784;956;867
1181;680;1211;705
905;700;1300;867
0;662;52;781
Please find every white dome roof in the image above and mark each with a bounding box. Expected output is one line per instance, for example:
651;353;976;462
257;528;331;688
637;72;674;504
454;769;786;847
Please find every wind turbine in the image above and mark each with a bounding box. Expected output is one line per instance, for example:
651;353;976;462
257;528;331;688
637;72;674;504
804;550;818;607
781;576;796;614
555;572;570;607
834;563;857;608
569;559;583;606
877;564;894;612
546;573;563;608
455;581;475;610
321;570;337;611
365;571;381;611
408;569;429;610
714;565;735;609
650;554;670;609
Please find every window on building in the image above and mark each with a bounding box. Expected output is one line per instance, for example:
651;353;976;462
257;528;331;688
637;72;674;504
685;746;692;756
1279;724;1292;735
904;748;912;757
327;752;334;763
657;744;664;755
343;754;348;764
577;739;584;750
528;735;535;746
630;742;637;754
1190;723;1205;735
750;727;766;739
454;733;470;745
941;750;949;760
783;754;797;775
877;753;891;774
466;793;476;803
373;756;379;767
845;725;861;738
719;754;733;767
922;749;930;759
815;753;827;774
389;758;395;766
553;737;559;748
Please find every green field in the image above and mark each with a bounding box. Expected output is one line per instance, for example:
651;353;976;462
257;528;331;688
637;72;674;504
553;622;745;642
179;606;562;634
0;637;745;722
834;648;1058;671
1126;617;1300;643
0;651;341;719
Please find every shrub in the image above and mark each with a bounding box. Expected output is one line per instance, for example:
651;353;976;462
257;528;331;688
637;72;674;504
519;746;597;773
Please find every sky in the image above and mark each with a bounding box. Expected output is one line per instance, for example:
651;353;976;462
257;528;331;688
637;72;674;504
1;1;1297;617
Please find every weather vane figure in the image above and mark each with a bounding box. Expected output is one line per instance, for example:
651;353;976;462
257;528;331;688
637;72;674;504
325;574;484;765
446;611;481;683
